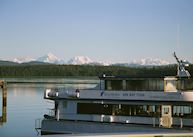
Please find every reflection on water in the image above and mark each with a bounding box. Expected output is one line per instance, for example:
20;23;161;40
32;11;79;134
0;101;7;126
1;77;99;84
0;79;98;137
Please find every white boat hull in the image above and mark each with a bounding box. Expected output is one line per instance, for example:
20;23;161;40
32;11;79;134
41;119;191;135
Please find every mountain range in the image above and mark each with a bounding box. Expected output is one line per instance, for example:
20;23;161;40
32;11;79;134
1;53;171;66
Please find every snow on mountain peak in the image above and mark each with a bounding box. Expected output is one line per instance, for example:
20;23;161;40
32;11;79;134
13;57;35;63
68;56;93;65
10;53;170;66
97;60;112;66
47;53;58;59
37;53;62;64
130;58;170;66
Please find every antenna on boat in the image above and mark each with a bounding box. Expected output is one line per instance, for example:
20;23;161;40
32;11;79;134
173;52;191;78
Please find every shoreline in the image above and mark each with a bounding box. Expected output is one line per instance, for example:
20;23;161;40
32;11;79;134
0;77;99;84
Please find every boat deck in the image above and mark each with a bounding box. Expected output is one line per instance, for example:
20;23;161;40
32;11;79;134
42;132;193;137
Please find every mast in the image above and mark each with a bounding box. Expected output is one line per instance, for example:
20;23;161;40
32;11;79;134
173;52;191;78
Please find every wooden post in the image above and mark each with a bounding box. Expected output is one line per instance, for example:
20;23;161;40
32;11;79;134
0;80;7;123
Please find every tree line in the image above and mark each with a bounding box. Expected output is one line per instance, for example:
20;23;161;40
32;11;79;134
0;64;192;78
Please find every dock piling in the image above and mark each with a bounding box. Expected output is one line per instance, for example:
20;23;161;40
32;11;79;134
0;80;7;124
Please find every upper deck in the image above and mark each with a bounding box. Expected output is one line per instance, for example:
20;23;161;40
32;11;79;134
99;75;193;92
44;75;193;103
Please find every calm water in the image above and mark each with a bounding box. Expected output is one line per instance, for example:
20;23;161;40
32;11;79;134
0;79;98;137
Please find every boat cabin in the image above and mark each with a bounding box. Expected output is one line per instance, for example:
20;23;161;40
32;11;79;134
99;75;193;92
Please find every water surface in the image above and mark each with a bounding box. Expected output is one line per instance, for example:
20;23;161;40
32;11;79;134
0;79;97;137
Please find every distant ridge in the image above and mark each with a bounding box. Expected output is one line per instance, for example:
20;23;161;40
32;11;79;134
0;60;50;66
13;57;35;63
21;61;50;65
2;53;173;66
0;60;19;66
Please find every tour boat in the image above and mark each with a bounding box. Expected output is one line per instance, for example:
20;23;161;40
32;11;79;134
39;52;193;134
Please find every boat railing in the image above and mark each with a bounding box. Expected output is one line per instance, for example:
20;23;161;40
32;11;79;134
35;118;42;129
56;113;161;127
45;88;80;99
35;118;43;135
35;118;43;134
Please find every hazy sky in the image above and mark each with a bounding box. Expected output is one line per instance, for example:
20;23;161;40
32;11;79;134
0;0;193;63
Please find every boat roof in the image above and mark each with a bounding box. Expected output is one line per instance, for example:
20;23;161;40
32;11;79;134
98;75;193;80
99;75;166;80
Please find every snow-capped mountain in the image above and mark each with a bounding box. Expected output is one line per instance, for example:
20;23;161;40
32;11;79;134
13;57;35;63
67;56;112;66
129;58;170;66
36;53;64;64
10;53;171;66
67;56;93;65
96;60;112;66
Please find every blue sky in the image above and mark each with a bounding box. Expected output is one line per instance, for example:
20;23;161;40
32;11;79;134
0;0;193;63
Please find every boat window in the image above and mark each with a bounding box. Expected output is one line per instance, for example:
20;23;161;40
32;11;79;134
163;107;169;114
105;80;112;90
111;80;122;90
173;105;193;118
126;80;147;91
77;103;193;118
177;79;193;91
105;80;123;90
77;103;112;115
77;103;161;117
148;79;164;91
104;79;164;91
126;79;164;91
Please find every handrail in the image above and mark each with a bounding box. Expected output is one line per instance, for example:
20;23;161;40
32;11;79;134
35;118;42;130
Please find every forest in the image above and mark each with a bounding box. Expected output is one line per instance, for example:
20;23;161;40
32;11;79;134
0;64;192;78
